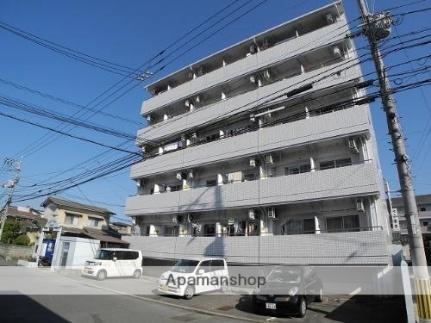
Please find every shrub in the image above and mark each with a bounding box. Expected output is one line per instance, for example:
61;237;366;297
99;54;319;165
0;219;21;244
13;234;30;246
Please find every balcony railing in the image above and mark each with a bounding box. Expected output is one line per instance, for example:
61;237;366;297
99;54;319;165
137;59;363;144
142;17;348;115
126;161;379;216
131;105;370;179
133;226;383;237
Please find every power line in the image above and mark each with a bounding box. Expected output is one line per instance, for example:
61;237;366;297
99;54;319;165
0;76;142;126
0;110;140;155
11;0;263;159
0;20;140;77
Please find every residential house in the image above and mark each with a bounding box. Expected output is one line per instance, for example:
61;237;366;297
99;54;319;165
39;196;128;267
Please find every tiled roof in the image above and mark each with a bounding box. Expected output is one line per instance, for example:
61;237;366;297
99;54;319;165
41;196;114;215
62;227;128;245
7;206;41;221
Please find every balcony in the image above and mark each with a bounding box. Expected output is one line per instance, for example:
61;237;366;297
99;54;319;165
142;17;348;115
137;59;363;144
126;161;379;216
124;229;390;265
131;105;371;179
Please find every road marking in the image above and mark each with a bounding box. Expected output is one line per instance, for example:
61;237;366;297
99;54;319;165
60;273;265;323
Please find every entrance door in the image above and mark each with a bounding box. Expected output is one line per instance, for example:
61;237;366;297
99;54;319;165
60;242;70;267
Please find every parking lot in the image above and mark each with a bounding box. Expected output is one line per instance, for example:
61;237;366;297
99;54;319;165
58;268;407;322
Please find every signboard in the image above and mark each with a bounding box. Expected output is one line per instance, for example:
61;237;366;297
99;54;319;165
44;219;61;231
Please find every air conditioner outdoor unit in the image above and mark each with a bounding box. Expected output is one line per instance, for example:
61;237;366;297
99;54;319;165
265;154;274;164
263;69;271;80
326;13;335;24
250;158;257;167
146;114;152;122
184;99;190;107
333;46;342;58
356;198;365;213
195;95;201;103
248;209;256;220
249;75;256;84
348;137;360;154
267;207;276;219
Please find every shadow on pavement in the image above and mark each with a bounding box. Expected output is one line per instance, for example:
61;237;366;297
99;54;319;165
0;294;69;323
235;295;407;322
324;295;407;323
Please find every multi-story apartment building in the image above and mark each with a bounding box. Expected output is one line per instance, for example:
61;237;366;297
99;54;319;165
125;2;391;265
391;194;431;263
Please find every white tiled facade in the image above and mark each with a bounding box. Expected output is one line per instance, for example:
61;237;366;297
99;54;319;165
125;2;391;263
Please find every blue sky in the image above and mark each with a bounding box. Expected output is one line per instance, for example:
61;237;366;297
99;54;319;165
0;0;430;222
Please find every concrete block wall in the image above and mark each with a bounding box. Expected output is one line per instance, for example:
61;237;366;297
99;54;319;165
125;230;390;265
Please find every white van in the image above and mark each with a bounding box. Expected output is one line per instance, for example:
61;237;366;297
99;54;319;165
158;257;228;299
82;248;143;280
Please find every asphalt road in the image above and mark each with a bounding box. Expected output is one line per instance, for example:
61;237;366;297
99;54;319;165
0;267;407;323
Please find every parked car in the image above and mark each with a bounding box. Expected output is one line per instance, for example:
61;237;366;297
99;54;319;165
158;257;228;299
81;248;143;280
253;266;323;317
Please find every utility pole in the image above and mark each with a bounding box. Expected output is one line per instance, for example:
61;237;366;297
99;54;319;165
0;158;21;242
356;0;431;321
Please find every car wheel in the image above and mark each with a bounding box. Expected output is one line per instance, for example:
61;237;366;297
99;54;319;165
316;288;323;302
297;297;307;318
184;285;194;300
133;269;141;279
97;270;107;281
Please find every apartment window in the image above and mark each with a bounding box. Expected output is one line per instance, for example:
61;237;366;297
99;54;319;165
423;221;428;227
206;179;217;187
65;213;80;226
243;173;257;181
204;224;216;236
284;163;311;175
336;158;352;167
205;133;220;143
319;160;335;170
326;214;359;232
420;207;427;212
320;158;352;170
283;218;315;235
88;217;101;227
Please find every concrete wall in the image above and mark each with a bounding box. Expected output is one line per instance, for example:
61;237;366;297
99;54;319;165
142;17;348;114
126;162;379;216
52;236;100;268
125;230;390;265
131;105;370;178
0;243;34;260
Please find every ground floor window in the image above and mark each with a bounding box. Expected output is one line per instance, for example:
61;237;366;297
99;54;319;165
204;224;215;236
326;214;359;232
281;218;315;235
164;226;178;237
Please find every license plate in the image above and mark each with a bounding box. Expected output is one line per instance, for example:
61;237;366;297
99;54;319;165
265;303;276;310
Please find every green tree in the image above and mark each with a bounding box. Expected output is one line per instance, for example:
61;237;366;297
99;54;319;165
1;218;22;244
